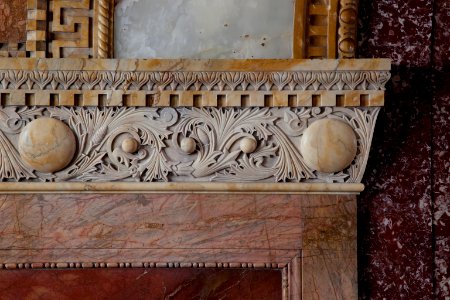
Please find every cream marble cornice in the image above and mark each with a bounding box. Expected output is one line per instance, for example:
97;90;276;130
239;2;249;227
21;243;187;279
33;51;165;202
0;58;390;71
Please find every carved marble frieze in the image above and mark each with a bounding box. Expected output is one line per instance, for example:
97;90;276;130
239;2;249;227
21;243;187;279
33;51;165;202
0;106;379;184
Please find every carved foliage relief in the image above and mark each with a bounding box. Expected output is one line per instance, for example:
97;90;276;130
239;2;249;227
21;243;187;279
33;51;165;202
0;106;379;183
0;70;390;92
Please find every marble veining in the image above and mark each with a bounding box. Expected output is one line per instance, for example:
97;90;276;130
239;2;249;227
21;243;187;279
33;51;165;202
300;118;357;173
18;118;76;173
114;0;294;59
0;269;283;300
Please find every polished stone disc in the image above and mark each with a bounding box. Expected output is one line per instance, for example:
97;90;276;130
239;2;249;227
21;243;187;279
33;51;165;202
18;118;76;173
300;118;357;173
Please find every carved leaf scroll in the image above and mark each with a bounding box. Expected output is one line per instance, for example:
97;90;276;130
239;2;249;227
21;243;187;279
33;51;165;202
0;106;379;184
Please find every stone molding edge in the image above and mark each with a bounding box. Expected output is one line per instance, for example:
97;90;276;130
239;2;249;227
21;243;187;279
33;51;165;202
0;182;364;194
338;0;359;58
94;0;114;58
0;261;285;270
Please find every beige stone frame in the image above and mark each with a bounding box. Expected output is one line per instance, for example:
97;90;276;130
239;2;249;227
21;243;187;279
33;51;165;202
3;0;358;59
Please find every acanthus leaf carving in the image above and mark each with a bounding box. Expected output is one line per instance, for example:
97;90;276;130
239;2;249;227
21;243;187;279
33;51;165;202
0;106;379;184
246;72;268;91
0;69;390;93
270;72;292;91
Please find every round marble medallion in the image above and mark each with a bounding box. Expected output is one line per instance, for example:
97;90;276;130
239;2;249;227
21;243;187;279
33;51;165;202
121;138;139;153
300;119;357;173
180;137;196;154
18;118;76;173
240;137;257;154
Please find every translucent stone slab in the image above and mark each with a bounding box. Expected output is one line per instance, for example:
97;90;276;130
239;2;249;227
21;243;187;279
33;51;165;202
114;0;294;59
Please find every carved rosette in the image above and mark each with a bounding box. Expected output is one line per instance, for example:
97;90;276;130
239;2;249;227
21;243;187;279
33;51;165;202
0;106;379;184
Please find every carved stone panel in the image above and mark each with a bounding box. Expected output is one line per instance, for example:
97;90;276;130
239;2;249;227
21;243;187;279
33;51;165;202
0;106;379;185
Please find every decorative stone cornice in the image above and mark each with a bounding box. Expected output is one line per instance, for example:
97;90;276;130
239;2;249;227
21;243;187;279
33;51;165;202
0;58;389;193
0;58;390;107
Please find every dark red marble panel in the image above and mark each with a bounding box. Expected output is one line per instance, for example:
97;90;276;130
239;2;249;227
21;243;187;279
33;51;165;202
358;0;434;67
357;68;434;300
0;0;27;43
358;0;450;298
432;0;450;70
0;268;282;300
432;72;450;299
432;1;450;297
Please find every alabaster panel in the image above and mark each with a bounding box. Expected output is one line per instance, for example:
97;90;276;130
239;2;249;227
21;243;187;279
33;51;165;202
115;0;294;59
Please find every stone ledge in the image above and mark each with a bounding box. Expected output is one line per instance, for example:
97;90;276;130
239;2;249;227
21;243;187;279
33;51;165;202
0;182;364;194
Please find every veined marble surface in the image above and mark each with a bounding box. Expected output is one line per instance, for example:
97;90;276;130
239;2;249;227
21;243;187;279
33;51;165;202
114;0;294;59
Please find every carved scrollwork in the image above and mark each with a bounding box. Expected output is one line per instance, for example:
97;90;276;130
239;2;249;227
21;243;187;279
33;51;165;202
0;106;379;184
0;107;43;180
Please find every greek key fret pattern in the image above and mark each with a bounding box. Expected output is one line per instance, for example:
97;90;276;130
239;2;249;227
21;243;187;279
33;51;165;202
306;0;339;58
26;0;47;58
49;0;91;58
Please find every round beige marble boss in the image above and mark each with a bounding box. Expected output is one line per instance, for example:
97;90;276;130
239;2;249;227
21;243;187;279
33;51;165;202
240;137;257;154
121;138;139;153
300;119;357;173
180;137;196;154
18;118;76;173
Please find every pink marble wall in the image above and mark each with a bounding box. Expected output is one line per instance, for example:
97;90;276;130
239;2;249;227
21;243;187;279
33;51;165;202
358;0;449;298
0;193;357;299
